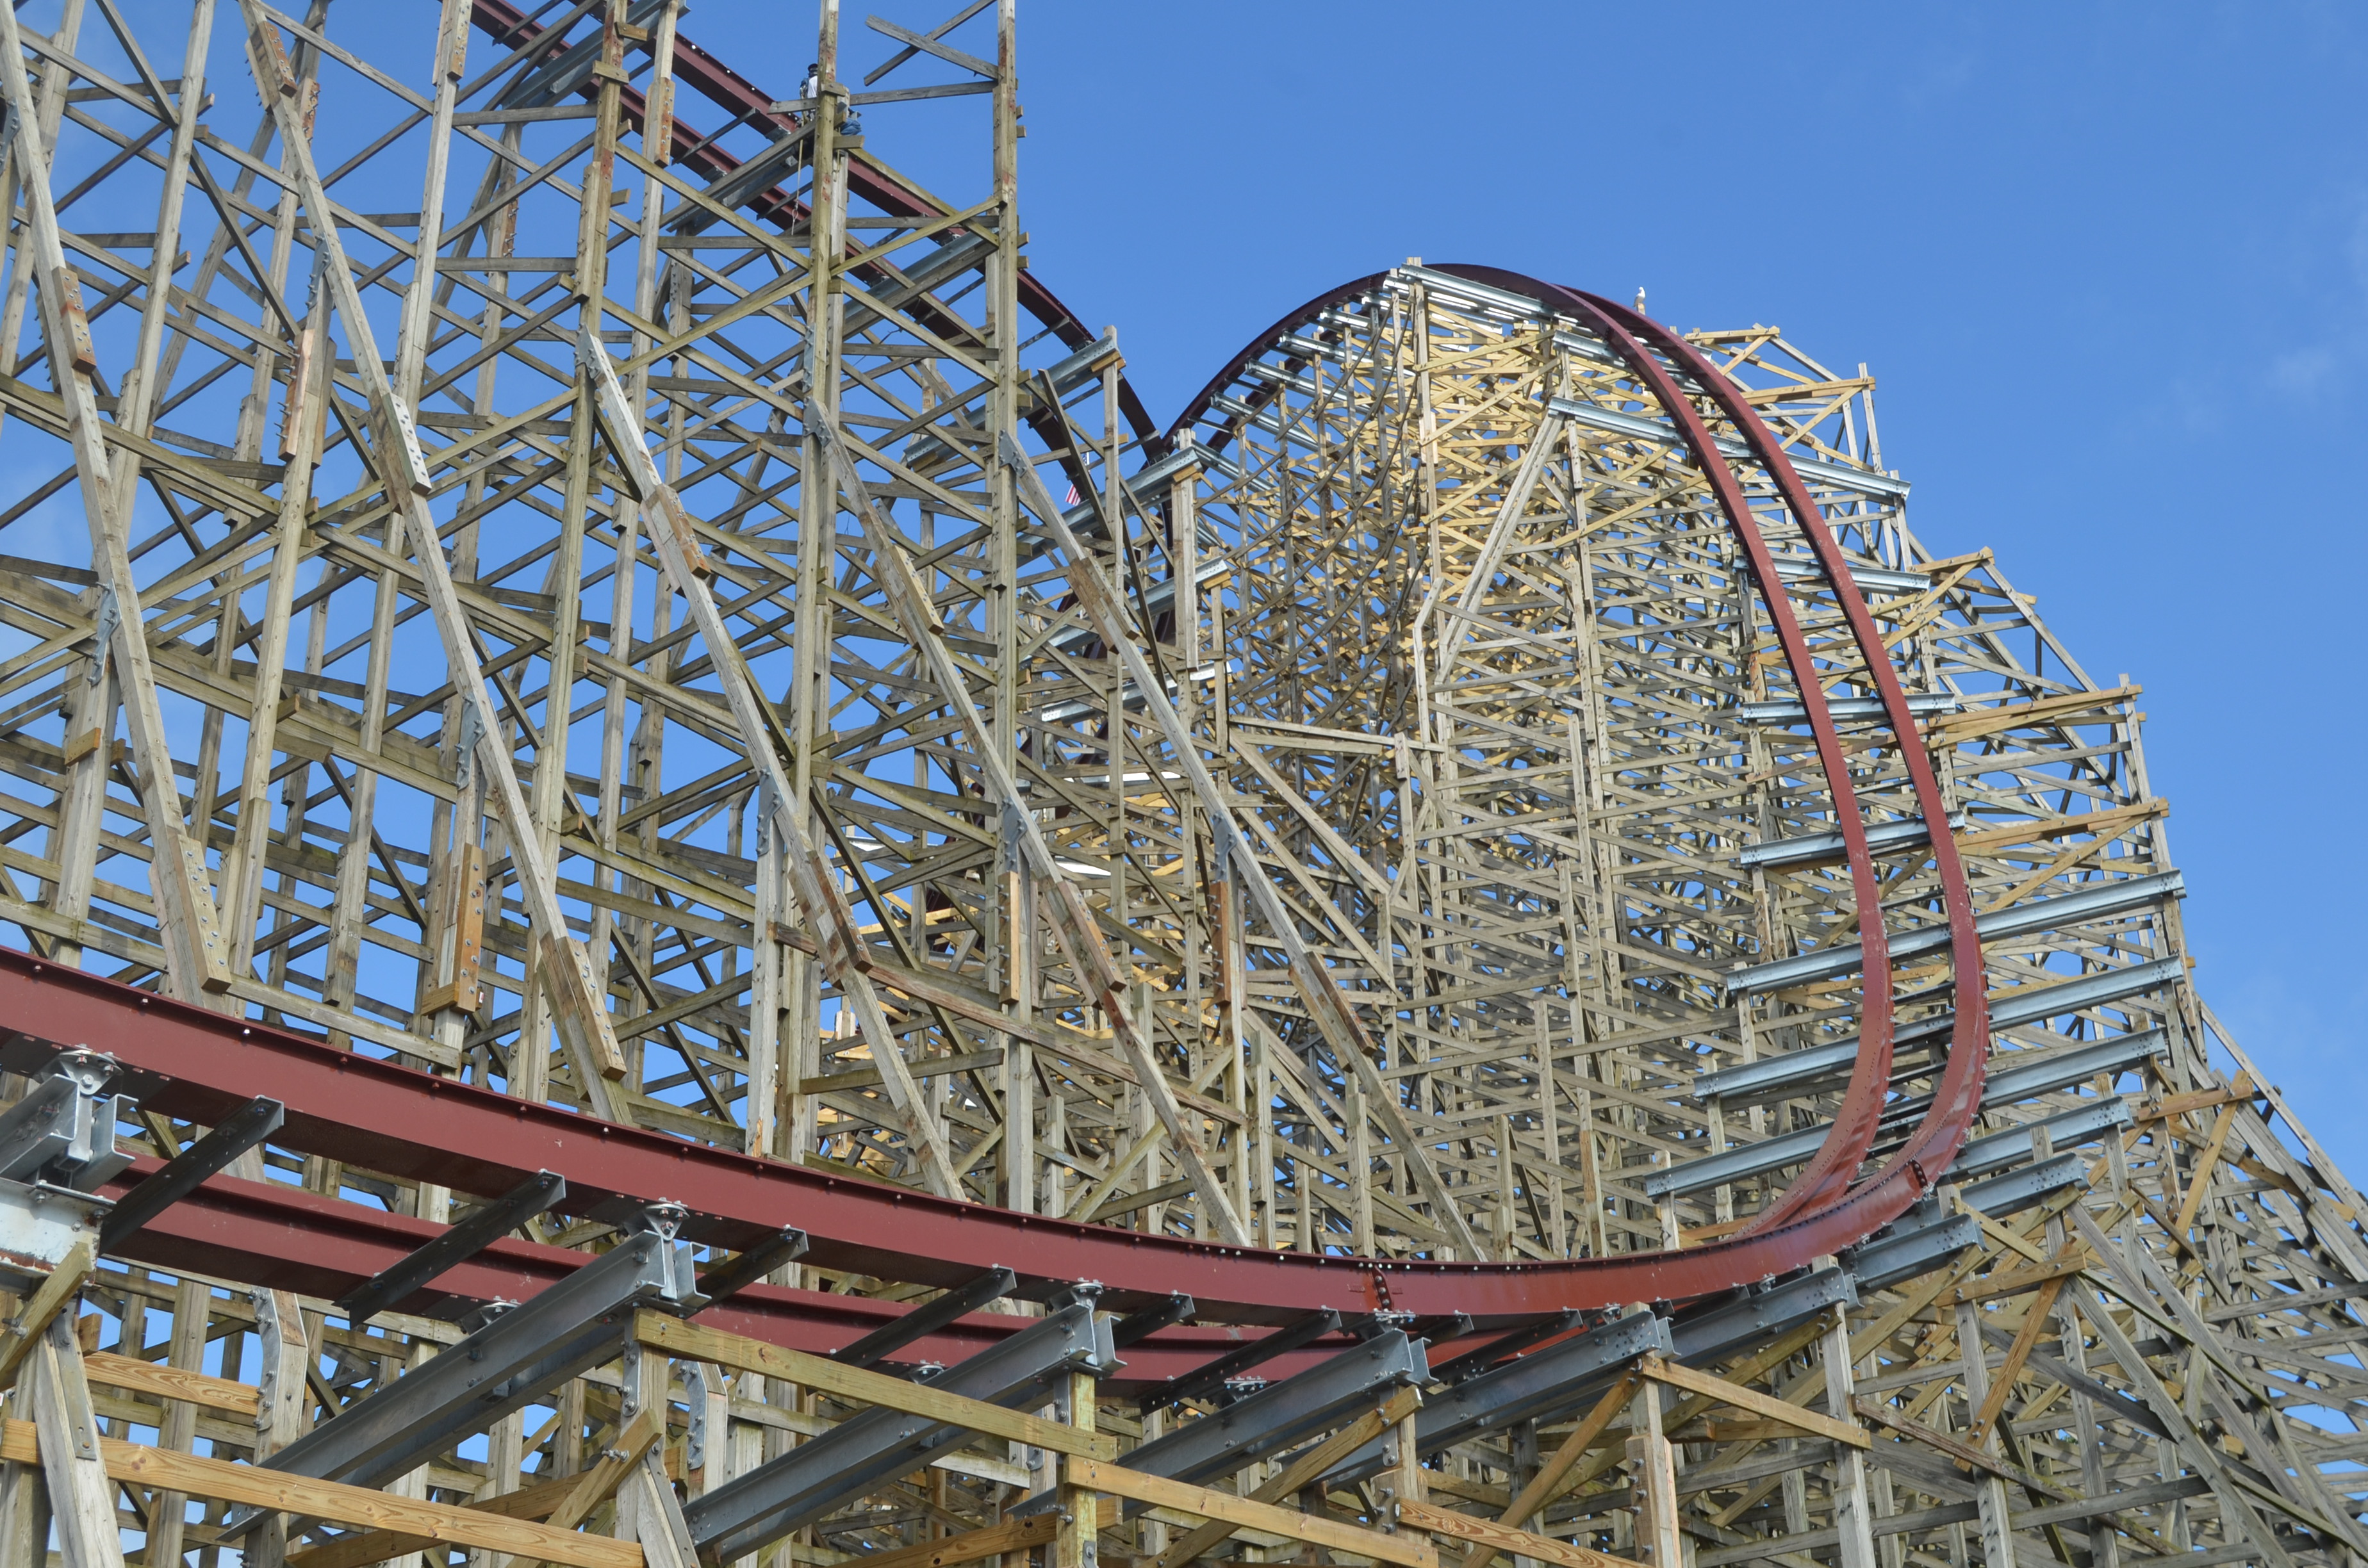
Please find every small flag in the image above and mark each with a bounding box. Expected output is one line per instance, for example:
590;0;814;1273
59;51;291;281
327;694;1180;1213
1064;484;1078;505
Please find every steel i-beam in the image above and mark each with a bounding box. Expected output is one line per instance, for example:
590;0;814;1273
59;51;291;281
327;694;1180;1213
1120;1327;1428;1490
683;1297;1118;1562
228;1203;698;1511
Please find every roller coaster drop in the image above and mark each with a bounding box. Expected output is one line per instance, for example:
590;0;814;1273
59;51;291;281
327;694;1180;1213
0;4;2358;1567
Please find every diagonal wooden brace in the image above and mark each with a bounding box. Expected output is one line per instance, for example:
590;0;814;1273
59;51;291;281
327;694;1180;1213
576;323;962;1198
998;425;1484;1257
0;3;233;1004
803;416;1253;1245
233;0;629;1118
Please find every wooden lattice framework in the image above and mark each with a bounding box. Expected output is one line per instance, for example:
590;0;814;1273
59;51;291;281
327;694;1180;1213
0;4;2363;1568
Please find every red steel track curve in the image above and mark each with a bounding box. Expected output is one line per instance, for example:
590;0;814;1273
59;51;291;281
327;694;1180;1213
1158;264;1989;1303
0;269;1988;1347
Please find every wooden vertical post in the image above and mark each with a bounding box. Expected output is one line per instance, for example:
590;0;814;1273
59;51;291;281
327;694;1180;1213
1626;1376;1682;1568
482;1407;526;1565
26;1311;121;1568
1375;1400;1426;1532
999;813;1036;1213
520;0;626;1086
1537;1013;1565;1257
1952;1298;2016;1568
1212;863;1250;1234
1056;1368;1099;1568
0;0;233;1003
748;788;785;1160
0;1438;44;1567
786;0;846;1180
1821;1308;1878;1568
1509;1419;1541;1568
233;0;632;1117
383;1335;438;1568
623;1444;700;1568
141;1275;211;1566
1350;1074;1377;1256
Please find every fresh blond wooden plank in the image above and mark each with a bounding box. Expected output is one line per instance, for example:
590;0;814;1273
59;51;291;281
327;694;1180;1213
2138;1075;2257;1124
1399;1499;1645;1568
1970;1274;2071;1443
1925;683;2142;744
834;1512;1060;1568
284;1474;580;1568
1635;1355;1867;1450
635;1311;1117;1460
1939;1250;2093;1307
1851;1398;2015;1481
0;1420;637;1568
1952;798;2167;856
82;1349;260;1416
546;1401;666;1532
1459;1371;1640;1568
1155;1387;1423;1568
1066;1455;1436;1568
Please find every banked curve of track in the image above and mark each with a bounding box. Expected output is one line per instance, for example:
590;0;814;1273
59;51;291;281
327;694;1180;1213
1158;263;1991;1306
1;266;1989;1330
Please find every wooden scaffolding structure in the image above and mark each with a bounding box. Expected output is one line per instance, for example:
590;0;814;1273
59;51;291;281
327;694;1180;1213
0;4;2360;1568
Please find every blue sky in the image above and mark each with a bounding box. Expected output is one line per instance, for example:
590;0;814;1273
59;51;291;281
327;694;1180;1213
960;3;2368;1167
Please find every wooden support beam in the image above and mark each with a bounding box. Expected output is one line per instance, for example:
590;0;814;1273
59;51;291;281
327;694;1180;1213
0;1237;93;1391
632;1310;1118;1459
1626;1375;1682;1568
840;1512;1060;1568
1401;1498;1644;1568
233;0;630;1115
1952;799;2168;856
283;1473;580;1568
810;412;1251;1242
545;1398;666;1530
1636;1354;1866;1450
575;329;960;1194
80;1348;259;1415
1924;684;2142;746
26;1316;123;1568
1154;1385;1424;1568
0;1416;639;1567
1937;1250;2091;1307
1969;1275;2070;1445
1002;423;1484;1259
1459;1371;1638;1568
2171;1105;2240;1237
0;1;233;1002
2137;1075;2257;1125
1852;1399;2018;1482
1065;1455;1438;1568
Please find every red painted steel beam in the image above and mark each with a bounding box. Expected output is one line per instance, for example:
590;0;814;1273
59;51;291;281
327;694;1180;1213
3;947;1395;1323
0;265;1987;1335
85;1151;1279;1394
1556;280;1989;1211
1161;264;1987;1291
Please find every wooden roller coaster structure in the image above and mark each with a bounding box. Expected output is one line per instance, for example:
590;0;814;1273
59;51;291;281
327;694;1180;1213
0;3;2358;1567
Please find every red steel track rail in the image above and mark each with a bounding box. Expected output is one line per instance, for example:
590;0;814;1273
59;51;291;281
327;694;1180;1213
74;1145;1272;1395
1158;264;1989;1296
4;10;1996;1345
0;255;1986;1330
